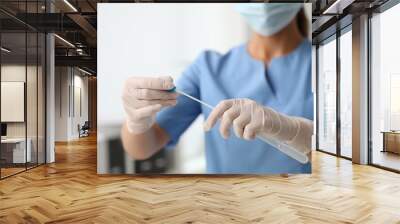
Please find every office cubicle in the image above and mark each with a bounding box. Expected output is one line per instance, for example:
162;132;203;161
0;1;46;179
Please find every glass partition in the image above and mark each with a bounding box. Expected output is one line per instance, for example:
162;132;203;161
1;31;28;178
28;0;39;170
0;1;46;179
27;30;38;169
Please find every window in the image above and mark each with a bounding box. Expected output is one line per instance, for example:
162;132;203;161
318;37;337;154
370;3;400;171
339;30;352;158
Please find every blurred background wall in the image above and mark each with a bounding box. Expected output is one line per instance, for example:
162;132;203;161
97;3;311;174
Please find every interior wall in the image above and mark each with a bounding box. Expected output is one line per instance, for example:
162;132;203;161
54;66;89;141
55;66;69;141
88;77;97;131
72;72;89;137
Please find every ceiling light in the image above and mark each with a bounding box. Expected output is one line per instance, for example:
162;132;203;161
76;48;84;55
1;47;11;53
323;0;354;15
78;67;93;76
63;0;78;12
54;34;75;48
323;0;341;14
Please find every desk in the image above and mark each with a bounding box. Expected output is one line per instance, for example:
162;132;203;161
381;131;400;155
1;138;31;163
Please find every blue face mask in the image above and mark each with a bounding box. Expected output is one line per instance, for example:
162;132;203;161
235;3;302;36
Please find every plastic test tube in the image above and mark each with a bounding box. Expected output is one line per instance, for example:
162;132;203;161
167;87;309;164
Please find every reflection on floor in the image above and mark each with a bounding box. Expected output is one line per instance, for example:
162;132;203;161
0;163;43;178
341;147;352;158
0;167;25;177
373;150;400;171
0;135;400;223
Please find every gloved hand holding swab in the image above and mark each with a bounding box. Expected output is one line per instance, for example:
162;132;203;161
122;76;177;134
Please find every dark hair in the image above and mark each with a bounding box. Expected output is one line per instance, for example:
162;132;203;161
296;8;309;37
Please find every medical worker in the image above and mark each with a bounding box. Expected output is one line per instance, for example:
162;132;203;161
121;3;313;173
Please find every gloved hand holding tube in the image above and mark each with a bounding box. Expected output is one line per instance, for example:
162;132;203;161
165;86;312;163
203;99;313;163
122;76;177;134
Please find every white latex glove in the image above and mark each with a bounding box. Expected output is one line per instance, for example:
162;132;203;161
203;98;313;155
122;76;177;134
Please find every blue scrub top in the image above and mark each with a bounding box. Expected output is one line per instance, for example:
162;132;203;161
156;39;313;174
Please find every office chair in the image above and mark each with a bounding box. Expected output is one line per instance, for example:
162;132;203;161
79;121;90;138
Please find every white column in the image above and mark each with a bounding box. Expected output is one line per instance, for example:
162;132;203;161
312;45;317;151
352;14;369;164
46;33;55;163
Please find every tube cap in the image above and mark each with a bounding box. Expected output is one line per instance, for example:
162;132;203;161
166;86;176;92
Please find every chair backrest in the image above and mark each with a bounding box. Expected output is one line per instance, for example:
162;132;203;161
82;121;90;129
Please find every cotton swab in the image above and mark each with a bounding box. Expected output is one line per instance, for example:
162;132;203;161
167;87;214;109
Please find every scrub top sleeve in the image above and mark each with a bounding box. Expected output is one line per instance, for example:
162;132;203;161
156;56;203;149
